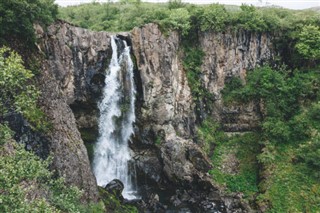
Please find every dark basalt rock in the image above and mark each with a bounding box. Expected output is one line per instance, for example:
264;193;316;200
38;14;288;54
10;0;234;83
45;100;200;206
105;179;124;199
4;113;50;159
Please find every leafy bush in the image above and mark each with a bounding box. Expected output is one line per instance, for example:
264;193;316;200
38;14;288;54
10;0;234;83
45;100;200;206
168;0;185;10
0;47;49;131
234;5;267;32
0;141;83;212
299;133;320;173
0;124;13;146
199;4;230;32
295;25;320;61
161;8;191;36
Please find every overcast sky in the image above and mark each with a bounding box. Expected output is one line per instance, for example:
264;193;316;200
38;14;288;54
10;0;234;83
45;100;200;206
55;0;319;10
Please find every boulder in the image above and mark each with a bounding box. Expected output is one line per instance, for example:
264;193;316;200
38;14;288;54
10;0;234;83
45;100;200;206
105;179;124;198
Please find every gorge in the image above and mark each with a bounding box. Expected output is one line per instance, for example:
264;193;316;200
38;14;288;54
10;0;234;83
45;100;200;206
33;20;273;212
1;1;319;212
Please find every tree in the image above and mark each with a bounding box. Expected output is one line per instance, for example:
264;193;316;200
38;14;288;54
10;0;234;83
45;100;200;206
0;0;58;46
168;0;185;10
162;8;191;35
199;4;229;32
295;25;320;61
236;4;267;31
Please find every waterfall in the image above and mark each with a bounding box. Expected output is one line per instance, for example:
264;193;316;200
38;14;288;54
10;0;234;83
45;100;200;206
93;36;137;199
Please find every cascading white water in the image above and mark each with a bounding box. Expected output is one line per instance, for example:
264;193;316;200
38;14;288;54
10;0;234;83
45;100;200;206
93;36;137;199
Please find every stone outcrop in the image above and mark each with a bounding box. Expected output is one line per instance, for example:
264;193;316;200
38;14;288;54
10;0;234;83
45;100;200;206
131;23;195;140
199;30;273;131
131;24;212;188
36;20;117;201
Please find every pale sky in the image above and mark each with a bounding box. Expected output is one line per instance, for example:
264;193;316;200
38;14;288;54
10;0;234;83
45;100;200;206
55;0;320;10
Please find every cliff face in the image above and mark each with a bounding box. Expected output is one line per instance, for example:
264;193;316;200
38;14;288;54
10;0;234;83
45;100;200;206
36;21;115;201
131;23;211;186
30;21;274;210
199;30;273;131
130;24;273;211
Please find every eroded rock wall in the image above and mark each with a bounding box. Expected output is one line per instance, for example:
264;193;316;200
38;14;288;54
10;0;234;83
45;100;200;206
131;23;195;140
200;30;273;131
36;21;115;201
131;24;207;184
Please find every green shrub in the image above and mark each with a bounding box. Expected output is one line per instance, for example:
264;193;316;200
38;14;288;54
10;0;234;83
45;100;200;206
234;4;267;32
0;47;49;131
298;133;320;174
295;25;320;61
0;141;83;212
199;4;229;32
161;8;191;36
168;0;185;10
0;124;13;146
197;118;227;155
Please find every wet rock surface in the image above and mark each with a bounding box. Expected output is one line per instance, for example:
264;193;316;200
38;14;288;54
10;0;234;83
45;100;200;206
105;179;124;198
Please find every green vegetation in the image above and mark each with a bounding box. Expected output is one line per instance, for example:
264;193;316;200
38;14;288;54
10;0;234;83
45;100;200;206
220;65;320;212
182;46;215;114
209;133;260;200
0;0;57;46
59;2;319;35
197;118;227;155
0;47;49;131
99;187;138;213
295;25;320;61
197;118;259;200
0;138;78;212
80;128;98;163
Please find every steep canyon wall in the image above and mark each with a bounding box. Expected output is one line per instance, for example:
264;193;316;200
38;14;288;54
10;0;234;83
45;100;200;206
32;21;273;210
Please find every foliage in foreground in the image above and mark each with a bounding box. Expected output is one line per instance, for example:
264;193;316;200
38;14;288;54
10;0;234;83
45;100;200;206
0;47;48;132
0;138;78;212
0;132;108;213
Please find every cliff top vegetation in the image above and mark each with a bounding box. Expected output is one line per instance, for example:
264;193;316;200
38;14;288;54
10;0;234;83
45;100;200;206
58;1;319;34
